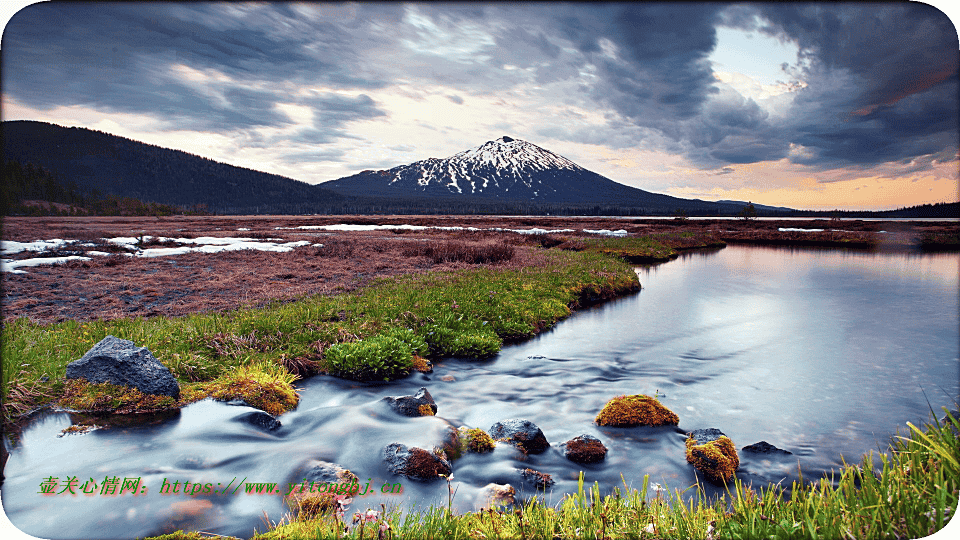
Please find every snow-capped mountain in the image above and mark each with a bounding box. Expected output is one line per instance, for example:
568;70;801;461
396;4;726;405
321;136;718;210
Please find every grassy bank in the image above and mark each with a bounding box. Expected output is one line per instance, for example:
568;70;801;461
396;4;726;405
2;245;640;429
150;409;958;540
559;231;726;263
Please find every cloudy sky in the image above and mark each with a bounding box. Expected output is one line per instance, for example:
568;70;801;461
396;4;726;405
2;1;958;210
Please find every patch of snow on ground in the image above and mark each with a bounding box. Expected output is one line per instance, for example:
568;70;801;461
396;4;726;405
1;236;315;272
1;256;92;274
137;240;311;258
0;239;72;255
583;229;628;237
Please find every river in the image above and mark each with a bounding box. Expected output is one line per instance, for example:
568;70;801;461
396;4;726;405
2;244;958;539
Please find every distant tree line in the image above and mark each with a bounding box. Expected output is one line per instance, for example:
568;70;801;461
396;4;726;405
1;161;205;216
795;202;959;219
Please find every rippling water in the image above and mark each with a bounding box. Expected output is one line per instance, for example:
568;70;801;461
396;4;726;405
3;245;958;539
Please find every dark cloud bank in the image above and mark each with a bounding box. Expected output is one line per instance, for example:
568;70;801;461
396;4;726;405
3;2;956;174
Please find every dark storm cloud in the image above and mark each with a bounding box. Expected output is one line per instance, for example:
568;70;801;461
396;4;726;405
3;1;956;175
516;2;958;172
2;2;388;133
742;3;960;171
303;94;387;130
548;3;724;124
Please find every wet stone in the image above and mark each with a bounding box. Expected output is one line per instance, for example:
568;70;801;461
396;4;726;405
382;387;438;417
742;441;791;455
519;468;555;490
382;443;452;481
489;419;549;454
236;411;281;431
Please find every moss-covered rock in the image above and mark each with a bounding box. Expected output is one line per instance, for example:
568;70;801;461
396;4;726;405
58;379;179;415
594;394;679;427
561;434;608;464
456;426;496;455
685;428;739;484
382;443;452;481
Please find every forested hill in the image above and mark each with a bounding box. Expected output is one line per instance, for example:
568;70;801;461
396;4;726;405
2;120;346;214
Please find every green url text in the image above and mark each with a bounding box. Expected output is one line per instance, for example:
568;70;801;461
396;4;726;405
38;476;403;497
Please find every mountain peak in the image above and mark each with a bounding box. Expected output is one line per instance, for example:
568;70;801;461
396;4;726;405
500;136;514;142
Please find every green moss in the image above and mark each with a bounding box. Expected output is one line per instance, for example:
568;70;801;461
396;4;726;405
457;426;496;455
595;394;679;427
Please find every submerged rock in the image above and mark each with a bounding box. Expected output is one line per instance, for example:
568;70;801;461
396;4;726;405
561;434;608;464
382;443;452;481
382;387;438;417
478;483;516;510
236;411;281;431
66;336;180;399
285;461;359;519
297;460;359;486
489;419;549;454
685;428;739;484
519;468;555;490
742;441;791;455
595;394;679;427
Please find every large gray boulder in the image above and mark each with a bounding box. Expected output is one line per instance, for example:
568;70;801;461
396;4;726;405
66;336;180;399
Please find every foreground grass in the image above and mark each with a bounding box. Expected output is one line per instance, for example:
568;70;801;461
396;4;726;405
2;246;639;428
158;409;956;540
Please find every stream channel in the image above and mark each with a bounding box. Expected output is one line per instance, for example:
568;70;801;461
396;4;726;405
3;244;959;539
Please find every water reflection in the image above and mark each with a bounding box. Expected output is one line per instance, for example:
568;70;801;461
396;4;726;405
3;245;957;539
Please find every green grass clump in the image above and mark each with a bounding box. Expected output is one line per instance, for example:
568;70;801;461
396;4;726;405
324;335;414;382
205;362;300;416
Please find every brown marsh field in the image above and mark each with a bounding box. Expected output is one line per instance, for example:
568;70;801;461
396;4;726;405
2;214;955;325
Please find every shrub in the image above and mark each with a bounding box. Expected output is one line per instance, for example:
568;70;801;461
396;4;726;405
324;336;413;382
380;326;429;357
